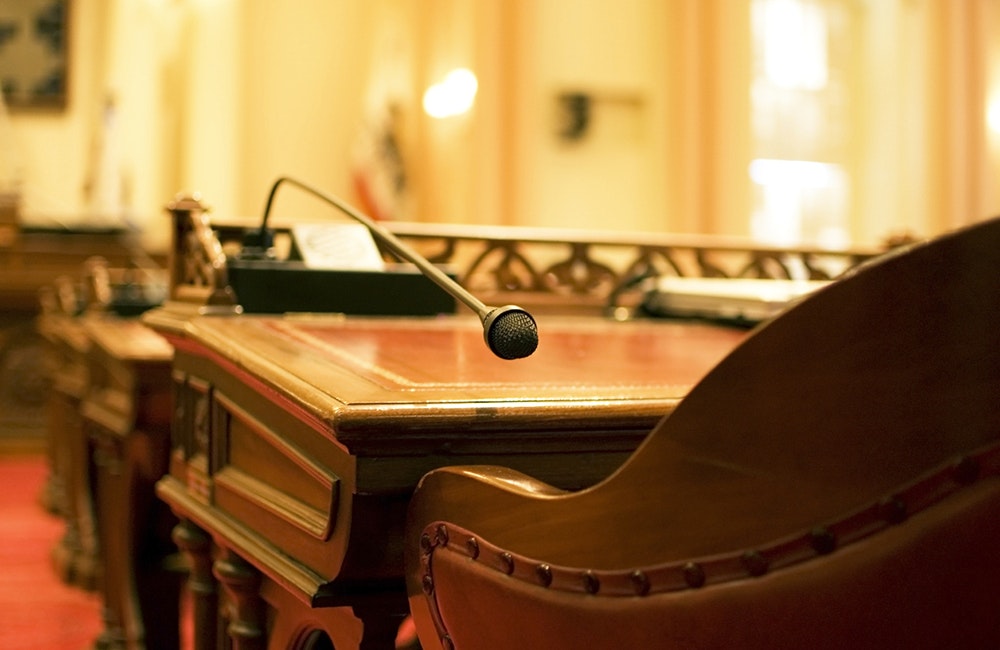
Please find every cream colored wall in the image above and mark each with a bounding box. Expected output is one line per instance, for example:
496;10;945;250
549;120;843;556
235;1;373;220
8;1;194;250
8;0;375;252
409;0;481;223
448;0;1000;242
411;0;750;235
6;1;105;225
510;0;670;232
5;0;1000;253
162;0;377;240
853;0;1000;246
986;3;1000;220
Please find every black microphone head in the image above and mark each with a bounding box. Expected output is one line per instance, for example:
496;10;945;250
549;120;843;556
483;305;538;360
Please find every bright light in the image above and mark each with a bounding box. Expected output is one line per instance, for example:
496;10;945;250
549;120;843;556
423;68;478;119
756;0;828;90
749;158;848;247
749;158;840;188
988;97;1000;135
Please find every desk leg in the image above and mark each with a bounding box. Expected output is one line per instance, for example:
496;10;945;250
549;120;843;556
51;397;101;590
92;434;127;650
173;520;217;650
214;549;266;650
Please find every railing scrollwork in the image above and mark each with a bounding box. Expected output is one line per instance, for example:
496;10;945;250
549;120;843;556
162;198;888;317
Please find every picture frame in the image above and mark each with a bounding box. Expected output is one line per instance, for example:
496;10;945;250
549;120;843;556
0;0;69;110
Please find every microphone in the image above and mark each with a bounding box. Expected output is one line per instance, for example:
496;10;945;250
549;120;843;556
256;176;538;360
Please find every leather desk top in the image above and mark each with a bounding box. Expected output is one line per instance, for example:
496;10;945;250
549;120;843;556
164;314;746;443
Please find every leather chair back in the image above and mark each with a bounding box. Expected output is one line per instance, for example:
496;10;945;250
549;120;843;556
406;217;1000;649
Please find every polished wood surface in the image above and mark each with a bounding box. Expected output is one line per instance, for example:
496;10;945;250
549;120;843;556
145;308;745;649
155;314;735;415
405;217;1000;650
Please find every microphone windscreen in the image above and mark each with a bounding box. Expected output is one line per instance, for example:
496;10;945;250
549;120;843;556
484;306;538;360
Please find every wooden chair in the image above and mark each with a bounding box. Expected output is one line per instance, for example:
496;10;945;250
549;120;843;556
405;216;1000;649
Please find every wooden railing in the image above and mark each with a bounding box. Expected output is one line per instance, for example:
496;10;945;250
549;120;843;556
163;195;887;317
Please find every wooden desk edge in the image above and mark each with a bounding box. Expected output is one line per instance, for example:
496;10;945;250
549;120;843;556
156;476;330;607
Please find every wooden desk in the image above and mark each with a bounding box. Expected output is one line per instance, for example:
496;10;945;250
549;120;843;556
35;260;168;599
36;280;99;590
1;227;163;441
80;317;178;650
145;309;744;649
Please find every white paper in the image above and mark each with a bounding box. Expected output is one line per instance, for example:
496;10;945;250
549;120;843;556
292;223;386;271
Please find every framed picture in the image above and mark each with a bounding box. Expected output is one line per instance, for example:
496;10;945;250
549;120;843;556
0;0;68;110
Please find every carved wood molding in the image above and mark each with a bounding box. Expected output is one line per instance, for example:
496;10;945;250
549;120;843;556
163;201;885;315
166;196;239;310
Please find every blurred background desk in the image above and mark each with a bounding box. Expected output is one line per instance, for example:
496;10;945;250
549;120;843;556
33;256;174;650
81;316;177;650
0;225;161;444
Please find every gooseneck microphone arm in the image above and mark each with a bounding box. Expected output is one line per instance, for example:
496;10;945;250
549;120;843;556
258;176;538;360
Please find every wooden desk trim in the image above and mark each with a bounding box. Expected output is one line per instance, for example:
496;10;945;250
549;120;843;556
161;316;696;454
214;389;340;541
167;333;350;454
157;476;331;606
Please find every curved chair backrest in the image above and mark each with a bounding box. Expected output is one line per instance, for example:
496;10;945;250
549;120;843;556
406;217;1000;650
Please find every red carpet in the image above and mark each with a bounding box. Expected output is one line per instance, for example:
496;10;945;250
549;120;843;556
0;455;103;650
0;453;419;649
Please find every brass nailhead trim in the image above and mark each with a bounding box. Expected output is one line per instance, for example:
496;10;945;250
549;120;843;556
953;456;980;485
536;564;553;587
809;527;837;555
630;570;651;595
465;537;480;559
683;562;706;588
435;524;449;547
741;550;769;577
878;496;908;524
419;440;1000;607
499;552;514;575
421;574;434;595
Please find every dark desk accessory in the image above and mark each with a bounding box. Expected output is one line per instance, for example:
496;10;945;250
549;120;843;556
83;257;166;318
639;276;830;327
107;278;165;317
226;259;457;317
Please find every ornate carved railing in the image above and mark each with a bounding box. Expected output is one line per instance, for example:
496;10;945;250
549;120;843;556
389;223;885;315
163;195;888;317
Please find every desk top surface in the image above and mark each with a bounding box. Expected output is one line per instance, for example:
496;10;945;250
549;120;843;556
165;314;747;434
83;316;173;362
